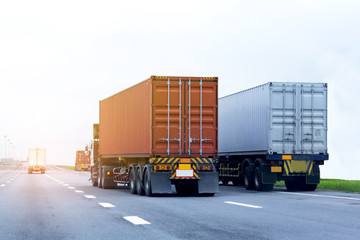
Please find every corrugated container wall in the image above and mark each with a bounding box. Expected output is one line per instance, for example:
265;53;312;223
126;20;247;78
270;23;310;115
100;76;218;158
219;82;328;156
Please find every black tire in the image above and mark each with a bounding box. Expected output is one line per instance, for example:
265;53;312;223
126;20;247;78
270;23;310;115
129;168;137;194
98;167;103;188
201;193;215;197
285;181;296;191
144;170;152;197
305;184;317;191
136;169;145;196
244;166;254;190
91;168;98;187
254;167;274;191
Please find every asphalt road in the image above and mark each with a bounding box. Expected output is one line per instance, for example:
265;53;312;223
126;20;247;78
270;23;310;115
0;164;359;240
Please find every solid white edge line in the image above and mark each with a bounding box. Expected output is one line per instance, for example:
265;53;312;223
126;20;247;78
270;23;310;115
99;202;115;208
278;191;360;201
123;216;151;225
84;195;96;199
225;201;263;209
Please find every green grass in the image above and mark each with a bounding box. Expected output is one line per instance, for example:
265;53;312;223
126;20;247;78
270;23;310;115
275;179;360;193
63;165;75;170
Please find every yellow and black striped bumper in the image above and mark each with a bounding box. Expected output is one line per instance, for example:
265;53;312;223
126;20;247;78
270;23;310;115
150;157;214;180
283;160;314;176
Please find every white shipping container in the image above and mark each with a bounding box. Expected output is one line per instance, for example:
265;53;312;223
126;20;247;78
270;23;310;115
28;148;46;166
219;82;328;156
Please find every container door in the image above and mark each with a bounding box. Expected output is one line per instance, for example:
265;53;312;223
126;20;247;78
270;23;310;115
152;77;218;157
184;79;217;157
270;83;327;155
152;78;185;156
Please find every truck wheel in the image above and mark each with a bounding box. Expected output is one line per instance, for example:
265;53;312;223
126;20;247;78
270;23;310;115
129;169;137;194
101;169;108;189
244;166;254;190
285;181;296;191
305;184;317;191
144;170;152;197
136;169;145;196
254;167;274;191
98;167;103;188
91;168;98;187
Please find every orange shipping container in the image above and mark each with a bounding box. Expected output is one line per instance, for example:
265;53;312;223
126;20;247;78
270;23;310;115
99;76;218;159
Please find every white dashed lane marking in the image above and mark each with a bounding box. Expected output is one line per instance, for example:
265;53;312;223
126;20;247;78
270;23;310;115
68;187;75;189
278;192;360;201
1;184;5;187
225;201;263;209
123;216;151;225
75;190;84;193
99;203;115;208
84;195;96;199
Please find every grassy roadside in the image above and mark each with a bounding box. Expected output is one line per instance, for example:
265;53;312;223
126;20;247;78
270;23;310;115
275;179;360;193
63;165;75;170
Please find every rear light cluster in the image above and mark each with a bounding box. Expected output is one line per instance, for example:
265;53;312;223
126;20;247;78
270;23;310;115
154;165;171;171
199;165;214;171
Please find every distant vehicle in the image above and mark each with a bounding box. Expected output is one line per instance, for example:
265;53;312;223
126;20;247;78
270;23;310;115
218;82;328;191
75;150;91;171
90;76;219;196
28;148;46;174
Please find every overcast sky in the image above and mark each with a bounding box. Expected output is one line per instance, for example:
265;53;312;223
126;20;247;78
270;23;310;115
1;0;359;180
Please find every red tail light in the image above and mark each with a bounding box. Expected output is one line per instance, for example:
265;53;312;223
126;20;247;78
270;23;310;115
200;166;203;170
166;166;170;170
156;166;160;170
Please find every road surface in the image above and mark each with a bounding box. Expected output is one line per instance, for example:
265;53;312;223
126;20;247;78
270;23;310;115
0;164;359;240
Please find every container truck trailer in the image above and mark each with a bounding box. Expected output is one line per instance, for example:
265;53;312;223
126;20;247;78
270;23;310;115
90;75;219;196
75;150;91;171
28;148;46;174
218;82;328;191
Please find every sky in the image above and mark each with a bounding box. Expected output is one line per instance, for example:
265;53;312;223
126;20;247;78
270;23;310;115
0;0;359;180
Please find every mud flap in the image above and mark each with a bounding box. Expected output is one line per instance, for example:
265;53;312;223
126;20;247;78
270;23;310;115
198;172;219;194
306;174;320;184
262;172;276;184
150;172;172;194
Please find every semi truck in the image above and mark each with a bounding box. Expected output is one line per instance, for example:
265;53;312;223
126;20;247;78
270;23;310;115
90;75;219;196
28;148;46;174
75;150;91;171
218;82;328;191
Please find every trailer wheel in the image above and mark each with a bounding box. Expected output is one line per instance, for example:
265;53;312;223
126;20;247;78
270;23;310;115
98;167;103;188
101;168;108;189
305;184;317;191
254;167;274;191
244;166;254;190
91;167;98;187
144;170;152;197
129;169;137;194
136;169;145;196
